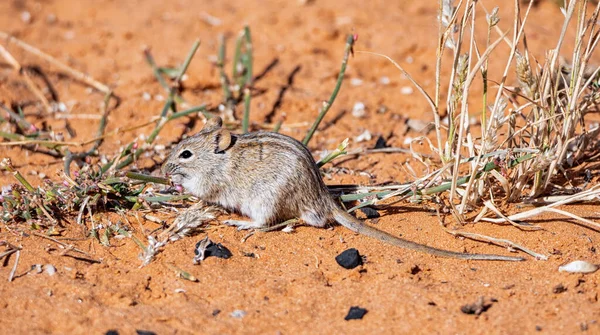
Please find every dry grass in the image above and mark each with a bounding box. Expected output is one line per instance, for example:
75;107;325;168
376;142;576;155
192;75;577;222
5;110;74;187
2;1;600;266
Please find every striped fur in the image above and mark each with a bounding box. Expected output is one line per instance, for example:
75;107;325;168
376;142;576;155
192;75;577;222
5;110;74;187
161;117;524;261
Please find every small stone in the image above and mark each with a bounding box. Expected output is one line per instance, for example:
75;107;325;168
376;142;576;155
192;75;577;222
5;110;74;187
335;248;363;269
44;264;57;276
344;306;368;320
373;136;388;149
57;102;67;113
212;309;221;316
379;76;390;85
193;237;232;264
20;11;32;24
400;86;413;95
359;207;380;219
354;130;372;142
135;331;157;335
460;297;493;315
32;264;43;274
142;92;151;101
350;78;363;86
351;102;366;118
552;284;567;294
230;310;247;319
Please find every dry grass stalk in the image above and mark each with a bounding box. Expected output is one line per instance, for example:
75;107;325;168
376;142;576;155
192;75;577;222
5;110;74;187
0;31;111;94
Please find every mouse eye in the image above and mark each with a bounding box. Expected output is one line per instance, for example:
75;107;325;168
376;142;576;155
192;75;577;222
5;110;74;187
179;150;193;159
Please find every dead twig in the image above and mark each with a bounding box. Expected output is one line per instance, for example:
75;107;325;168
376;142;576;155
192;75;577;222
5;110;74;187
0;43;52;112
8;250;20;282
0;31;111;94
32;232;100;262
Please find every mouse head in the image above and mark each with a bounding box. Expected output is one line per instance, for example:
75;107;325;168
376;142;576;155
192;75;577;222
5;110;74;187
161;116;232;197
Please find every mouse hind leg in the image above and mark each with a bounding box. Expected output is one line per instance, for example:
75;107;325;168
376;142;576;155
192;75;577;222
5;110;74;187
300;209;329;228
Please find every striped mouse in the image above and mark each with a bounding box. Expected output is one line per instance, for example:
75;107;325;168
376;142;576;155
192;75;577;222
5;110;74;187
161;117;523;261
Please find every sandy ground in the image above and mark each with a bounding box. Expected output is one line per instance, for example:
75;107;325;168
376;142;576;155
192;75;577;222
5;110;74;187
1;0;599;334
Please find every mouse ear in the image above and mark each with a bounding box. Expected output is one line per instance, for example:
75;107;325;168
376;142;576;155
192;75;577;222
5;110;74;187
202;116;223;132
216;128;232;153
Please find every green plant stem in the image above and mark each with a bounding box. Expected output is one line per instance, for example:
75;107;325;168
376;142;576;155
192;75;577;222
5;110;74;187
242;88;251;133
175;39;200;84
143;48;184;104
125;194;190;203
64;92;113;177
1;161;36;193
243;26;253;86
125;172;170;185
217;35;232;103
302;34;354;145
144;48;170;93
0;102;34;132
343;153;536;212
232;33;244;89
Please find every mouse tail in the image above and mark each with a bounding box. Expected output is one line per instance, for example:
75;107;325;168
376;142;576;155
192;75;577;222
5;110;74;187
332;208;524;261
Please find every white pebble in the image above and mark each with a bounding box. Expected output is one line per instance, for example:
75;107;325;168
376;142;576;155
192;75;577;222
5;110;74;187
142;92;151;101
155;94;165;102
350;78;363;86
354;130;372;143
558;260;598;274
400;86;414;95
44;264;57;276
21;11;32;24
57;102;67;113
230;310;247;319
379;76;390;85
352;102;366;118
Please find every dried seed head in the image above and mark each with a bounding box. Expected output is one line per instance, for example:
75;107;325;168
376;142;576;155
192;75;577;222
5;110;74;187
483;97;509;153
441;0;456;28
515;51;538;98
452;54;469;104
440;0;457;49
487;7;500;27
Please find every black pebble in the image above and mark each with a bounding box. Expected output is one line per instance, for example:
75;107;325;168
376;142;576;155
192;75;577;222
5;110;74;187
205;243;232;259
374;136;388;149
335;248;363;269
359;207;380;219
105;331;119;335
345;306;368;320
135;331;157;335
